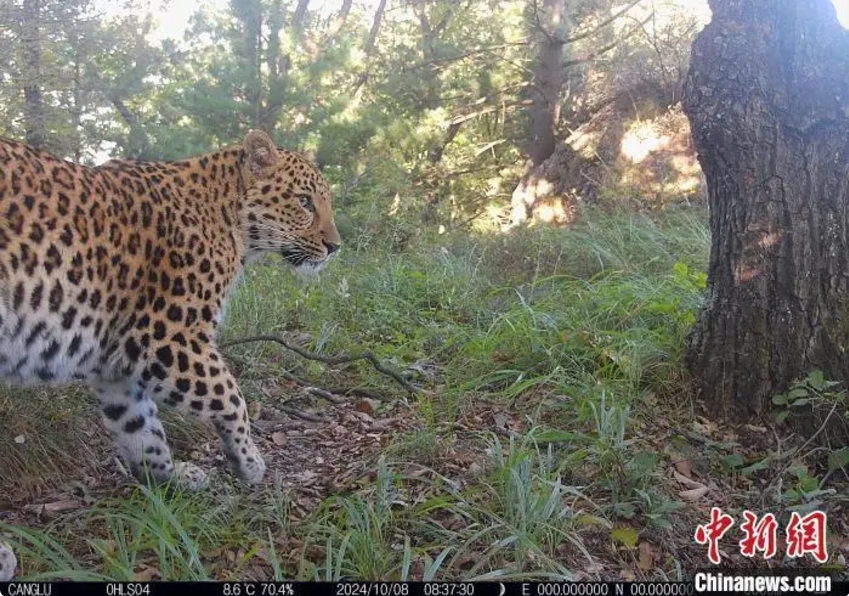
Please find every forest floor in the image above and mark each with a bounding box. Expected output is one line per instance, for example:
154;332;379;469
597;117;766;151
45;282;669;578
2;206;848;580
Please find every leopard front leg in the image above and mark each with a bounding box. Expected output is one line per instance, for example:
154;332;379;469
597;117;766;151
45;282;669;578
91;379;178;484
143;337;265;485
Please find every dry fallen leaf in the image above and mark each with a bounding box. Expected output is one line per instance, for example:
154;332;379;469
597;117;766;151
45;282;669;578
672;458;693;478
248;401;262;421
491;351;512;363
368;418;395;431
351;411;374;424
133;564;161;581
672;468;705;490
355;398;377;416
638;541;654;571
679;486;710;500
693;416;718;437
467;462;484;478
24;500;81;516
270;431;287;446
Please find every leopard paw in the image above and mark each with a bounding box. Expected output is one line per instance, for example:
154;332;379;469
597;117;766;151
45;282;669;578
0;541;17;581
173;462;209;491
233;449;266;485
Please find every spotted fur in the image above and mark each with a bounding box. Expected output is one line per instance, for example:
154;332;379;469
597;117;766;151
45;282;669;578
0;541;15;581
0;130;340;486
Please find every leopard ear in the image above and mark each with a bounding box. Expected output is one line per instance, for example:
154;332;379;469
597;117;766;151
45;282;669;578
244;130;277;175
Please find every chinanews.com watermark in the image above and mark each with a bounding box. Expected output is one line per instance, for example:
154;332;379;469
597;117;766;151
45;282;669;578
691;507;833;594
693;572;831;594
693;571;831;594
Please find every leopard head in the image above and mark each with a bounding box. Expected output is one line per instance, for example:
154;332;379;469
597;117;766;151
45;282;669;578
241;130;341;274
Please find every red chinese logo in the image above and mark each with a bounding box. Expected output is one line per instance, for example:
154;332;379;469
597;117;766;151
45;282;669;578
739;511;778;559
694;507;735;565
696;508;828;564
786;511;828;563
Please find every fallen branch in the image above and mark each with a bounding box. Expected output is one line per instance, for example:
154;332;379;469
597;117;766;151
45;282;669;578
279;406;326;423
325;386;387;401
220;334;423;395
226;350;391;404
302;385;345;405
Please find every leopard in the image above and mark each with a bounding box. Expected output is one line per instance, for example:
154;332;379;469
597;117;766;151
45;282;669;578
0;541;15;581
0;129;340;488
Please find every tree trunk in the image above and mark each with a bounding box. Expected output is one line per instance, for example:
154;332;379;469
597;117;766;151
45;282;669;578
351;0;387;99
682;0;849;420
71;53;82;163
527;0;566;167
231;0;262;128
322;0;352;44
260;0;285;133
258;0;309;133
21;0;45;148
509;0;568;225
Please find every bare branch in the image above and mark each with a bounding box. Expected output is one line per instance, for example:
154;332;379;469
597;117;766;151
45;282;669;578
291;0;310;31
563;0;642;44
220;334;423;395
351;0;387;95
399;42;530;72
321;0;352;43
562;12;654;69
278;407;326;422
449;99;532;126
532;0;643;46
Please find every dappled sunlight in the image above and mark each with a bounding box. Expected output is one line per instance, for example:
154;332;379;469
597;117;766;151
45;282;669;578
618;107;704;201
734;262;760;283
731;230;785;283
531;197;574;226
759;230;783;248
567;126;603;160
620;121;672;164
387;192;402;217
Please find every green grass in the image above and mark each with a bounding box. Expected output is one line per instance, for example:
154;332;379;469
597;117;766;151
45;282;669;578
2;205;768;580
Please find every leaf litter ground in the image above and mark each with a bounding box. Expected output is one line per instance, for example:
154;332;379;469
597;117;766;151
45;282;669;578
2;349;849;579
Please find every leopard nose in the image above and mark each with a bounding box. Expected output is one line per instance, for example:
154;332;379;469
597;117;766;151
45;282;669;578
323;240;340;255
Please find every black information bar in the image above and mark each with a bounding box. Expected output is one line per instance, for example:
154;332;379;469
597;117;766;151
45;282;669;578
0;581;843;596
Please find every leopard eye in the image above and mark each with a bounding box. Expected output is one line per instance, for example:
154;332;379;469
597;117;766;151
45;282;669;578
298;195;313;210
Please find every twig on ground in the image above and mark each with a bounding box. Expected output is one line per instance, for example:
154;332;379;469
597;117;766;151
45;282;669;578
326;387;388;401
492;426;517;438
763;401;838;495
303;386;344;405
220;334;424;395
225;347;391;402
279;407;326;423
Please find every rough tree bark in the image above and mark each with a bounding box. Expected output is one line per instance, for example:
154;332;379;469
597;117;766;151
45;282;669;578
683;0;849;420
